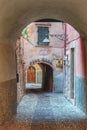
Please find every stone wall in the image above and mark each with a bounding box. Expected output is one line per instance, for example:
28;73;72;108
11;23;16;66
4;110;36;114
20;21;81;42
0;79;17;124
0;41;17;124
16;39;25;104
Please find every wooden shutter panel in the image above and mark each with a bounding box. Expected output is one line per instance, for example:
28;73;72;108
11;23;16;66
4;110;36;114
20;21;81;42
45;27;49;39
38;27;49;45
38;27;43;45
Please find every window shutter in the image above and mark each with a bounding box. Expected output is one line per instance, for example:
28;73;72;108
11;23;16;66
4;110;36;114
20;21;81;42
38;27;49;45
38;27;43;45
45;27;49;39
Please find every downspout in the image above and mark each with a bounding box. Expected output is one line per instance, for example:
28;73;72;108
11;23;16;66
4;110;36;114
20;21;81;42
62;22;67;73
64;23;67;57
62;22;67;94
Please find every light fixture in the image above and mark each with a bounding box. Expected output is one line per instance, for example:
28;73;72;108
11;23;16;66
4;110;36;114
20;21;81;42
43;37;49;45
63;55;67;61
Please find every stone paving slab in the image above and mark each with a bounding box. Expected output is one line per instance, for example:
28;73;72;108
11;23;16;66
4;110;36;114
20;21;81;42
0;93;87;130
0;119;87;130
16;93;86;122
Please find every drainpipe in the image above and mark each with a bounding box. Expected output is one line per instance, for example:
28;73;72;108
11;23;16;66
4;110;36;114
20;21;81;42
63;22;67;94
64;23;67;56
63;22;67;72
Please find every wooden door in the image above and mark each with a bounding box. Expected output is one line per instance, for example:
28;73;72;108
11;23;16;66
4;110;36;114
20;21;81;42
27;66;36;83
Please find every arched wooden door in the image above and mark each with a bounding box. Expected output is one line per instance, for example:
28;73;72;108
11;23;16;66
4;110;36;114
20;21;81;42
27;66;36;83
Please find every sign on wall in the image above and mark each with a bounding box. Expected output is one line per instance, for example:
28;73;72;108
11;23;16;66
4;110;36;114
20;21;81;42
39;50;48;56
56;58;63;67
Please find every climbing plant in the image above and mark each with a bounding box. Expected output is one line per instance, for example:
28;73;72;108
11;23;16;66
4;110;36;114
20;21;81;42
21;27;34;45
21;27;29;41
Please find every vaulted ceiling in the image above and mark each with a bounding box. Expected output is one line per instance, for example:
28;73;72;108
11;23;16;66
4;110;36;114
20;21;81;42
0;0;87;41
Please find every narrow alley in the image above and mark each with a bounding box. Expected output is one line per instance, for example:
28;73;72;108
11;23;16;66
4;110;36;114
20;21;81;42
0;92;86;130
16;92;86;122
1;1;87;129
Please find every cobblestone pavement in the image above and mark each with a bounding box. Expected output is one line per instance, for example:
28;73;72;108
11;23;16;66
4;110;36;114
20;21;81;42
16;93;86;122
0;93;87;130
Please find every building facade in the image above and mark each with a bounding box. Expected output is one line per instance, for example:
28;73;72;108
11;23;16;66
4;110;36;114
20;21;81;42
16;22;87;114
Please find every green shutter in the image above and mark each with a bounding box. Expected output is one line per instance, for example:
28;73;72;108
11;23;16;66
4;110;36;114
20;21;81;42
45;27;49;39
38;27;49;45
38;27;42;44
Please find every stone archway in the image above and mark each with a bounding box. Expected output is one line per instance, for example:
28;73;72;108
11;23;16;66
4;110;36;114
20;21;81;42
28;60;53;92
0;0;87;124
29;58;53;69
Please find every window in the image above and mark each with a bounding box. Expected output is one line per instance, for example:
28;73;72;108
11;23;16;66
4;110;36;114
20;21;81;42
38;27;49;46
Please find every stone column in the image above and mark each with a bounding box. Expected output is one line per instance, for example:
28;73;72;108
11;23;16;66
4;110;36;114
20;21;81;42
0;40;17;124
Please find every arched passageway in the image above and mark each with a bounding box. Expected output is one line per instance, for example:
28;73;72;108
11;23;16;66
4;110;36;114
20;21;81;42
26;63;53;92
16;20;87;118
0;1;87;127
41;63;53;92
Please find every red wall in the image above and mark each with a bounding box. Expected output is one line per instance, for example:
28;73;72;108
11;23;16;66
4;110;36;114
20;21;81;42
75;38;86;78
66;24;86;78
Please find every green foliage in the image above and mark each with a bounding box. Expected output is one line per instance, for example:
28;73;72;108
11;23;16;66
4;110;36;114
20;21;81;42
21;27;34;45
21;27;29;41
